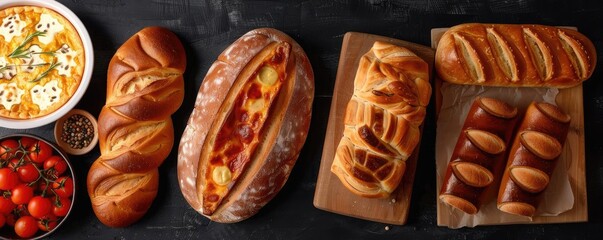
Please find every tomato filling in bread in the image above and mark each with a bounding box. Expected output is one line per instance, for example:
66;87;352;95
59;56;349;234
201;42;290;215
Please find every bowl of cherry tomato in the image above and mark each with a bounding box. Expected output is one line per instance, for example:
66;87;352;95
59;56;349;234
0;134;75;239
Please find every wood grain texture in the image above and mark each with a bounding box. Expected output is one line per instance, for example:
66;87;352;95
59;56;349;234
314;32;434;225
431;28;587;226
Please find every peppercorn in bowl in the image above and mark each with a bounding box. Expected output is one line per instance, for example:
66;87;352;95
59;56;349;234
0;0;93;129
53;109;97;155
0;133;76;239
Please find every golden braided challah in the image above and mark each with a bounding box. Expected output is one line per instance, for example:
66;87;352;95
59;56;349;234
331;41;431;198
87;26;186;227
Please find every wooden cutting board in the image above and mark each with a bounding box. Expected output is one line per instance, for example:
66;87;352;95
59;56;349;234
313;32;434;225
431;28;588;226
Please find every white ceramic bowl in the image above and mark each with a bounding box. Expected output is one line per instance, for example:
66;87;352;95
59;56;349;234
0;0;94;129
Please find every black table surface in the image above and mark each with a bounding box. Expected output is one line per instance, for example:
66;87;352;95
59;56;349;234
1;0;602;239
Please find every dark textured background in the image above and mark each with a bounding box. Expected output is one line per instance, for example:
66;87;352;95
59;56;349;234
1;0;602;239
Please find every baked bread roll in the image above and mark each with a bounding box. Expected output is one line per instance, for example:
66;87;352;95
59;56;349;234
435;23;596;88
177;28;314;223
439;97;518;214
87;27;186;227
331;41;431;198
497;102;570;217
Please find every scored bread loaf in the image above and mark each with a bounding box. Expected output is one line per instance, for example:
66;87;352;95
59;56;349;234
439;97;518;214
178;28;314;223
331;41;431;198
87;27;186;227
435;23;596;88
497;102;570;217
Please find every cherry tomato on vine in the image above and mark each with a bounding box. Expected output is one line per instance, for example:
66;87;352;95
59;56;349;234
14;204;30;217
37;181;53;197
11;184;34;205
14;215;38;238
37;214;58;232
9;158;20;170
28;141;52;164
44;156;67;177
19;137;36;149
0;167;20;190
0;139;19;161
27;196;52;219
52;176;74;198
52;197;71;217
0;197;16;214
17;163;40;183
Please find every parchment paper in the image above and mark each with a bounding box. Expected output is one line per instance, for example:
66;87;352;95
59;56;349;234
435;82;574;228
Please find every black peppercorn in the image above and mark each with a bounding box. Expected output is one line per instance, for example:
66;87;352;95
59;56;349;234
61;114;94;149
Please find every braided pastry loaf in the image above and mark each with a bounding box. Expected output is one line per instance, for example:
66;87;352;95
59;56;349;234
331;41;431;198
87;27;186;227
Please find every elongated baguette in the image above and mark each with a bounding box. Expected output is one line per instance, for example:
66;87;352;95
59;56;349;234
177;28;314;223
439;97;518;214
497;102;570;217
435;23;596;88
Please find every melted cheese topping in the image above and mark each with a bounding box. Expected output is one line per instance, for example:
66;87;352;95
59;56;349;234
30;80;62;110
20;45;46;73
0;14;26;42
55;44;78;76
0;82;24;109
0;6;84;119
35;13;64;45
201;43;290;215
0;57;16;80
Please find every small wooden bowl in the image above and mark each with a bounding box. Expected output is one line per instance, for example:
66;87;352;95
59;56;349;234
54;109;98;155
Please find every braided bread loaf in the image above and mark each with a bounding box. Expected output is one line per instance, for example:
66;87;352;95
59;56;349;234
87;27;186;227
331;41;431;198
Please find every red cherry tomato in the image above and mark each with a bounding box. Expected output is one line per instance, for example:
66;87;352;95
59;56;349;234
37;214;58;232
17;163;40;183
0;196;16;214
28;141;52;164
14;204;30;217
52;177;74;198
14;215;38;238
11;184;35;205
0;213;5;228
37;181;54;197
0;167;20;190
52;197;71;217
8;158;20;170
44;156;67;177
27;196;52;219
0;139;19;160
19;137;36;149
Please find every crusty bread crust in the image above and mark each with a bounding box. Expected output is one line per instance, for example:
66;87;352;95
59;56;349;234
87;26;186;227
439;97;518;214
177;28;314;223
435;23;596;88
330;41;431;198
497;102;570;217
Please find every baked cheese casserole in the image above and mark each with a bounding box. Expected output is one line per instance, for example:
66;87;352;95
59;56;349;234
0;6;84;119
